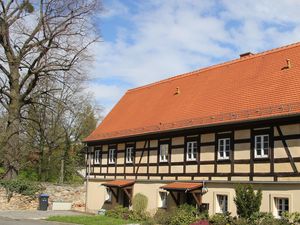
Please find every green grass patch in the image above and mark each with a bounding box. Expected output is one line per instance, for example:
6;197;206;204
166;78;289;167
46;215;136;225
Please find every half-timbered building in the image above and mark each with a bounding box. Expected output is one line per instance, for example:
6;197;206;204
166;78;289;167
84;42;300;217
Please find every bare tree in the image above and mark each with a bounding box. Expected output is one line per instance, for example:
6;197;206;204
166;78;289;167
0;0;100;179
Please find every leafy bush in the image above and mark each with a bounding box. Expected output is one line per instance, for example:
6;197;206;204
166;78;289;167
209;212;291;225
168;204;200;225
0;178;41;201
128;209;150;222
282;211;300;225
154;209;171;225
105;205;131;220
234;184;262;219
106;203;150;222
133;193;148;213
209;212;234;225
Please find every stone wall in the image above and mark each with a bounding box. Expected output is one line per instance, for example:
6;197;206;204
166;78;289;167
0;183;86;211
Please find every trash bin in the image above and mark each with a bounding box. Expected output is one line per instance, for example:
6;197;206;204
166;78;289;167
38;194;49;211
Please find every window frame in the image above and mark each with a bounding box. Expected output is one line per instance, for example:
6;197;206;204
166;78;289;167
108;148;116;164
254;134;269;158
158;191;168;208
217;138;230;160
126;146;134;164
216;194;228;214
159;143;169;163
186;141;197;161
94;147;101;164
274;197;289;218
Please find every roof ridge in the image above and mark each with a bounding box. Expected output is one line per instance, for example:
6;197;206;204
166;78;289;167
127;41;300;93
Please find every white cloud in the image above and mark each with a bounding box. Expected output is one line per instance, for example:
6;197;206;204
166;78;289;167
88;0;300;115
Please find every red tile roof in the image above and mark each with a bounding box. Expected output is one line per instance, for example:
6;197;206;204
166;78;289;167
102;180;135;188
161;182;203;191
85;42;300;142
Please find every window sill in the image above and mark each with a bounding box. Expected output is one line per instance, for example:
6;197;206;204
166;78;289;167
253;157;270;162
186;159;197;162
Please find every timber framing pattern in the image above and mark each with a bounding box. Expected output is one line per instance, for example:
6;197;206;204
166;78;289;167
86;115;300;183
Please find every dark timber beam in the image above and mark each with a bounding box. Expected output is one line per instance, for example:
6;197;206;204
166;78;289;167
109;187;118;199
191;192;202;206
276;126;298;173
135;140;149;174
123;187;132;203
170;191;180;206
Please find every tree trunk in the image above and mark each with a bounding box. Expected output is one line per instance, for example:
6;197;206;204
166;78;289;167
3;68;21;180
59;135;71;184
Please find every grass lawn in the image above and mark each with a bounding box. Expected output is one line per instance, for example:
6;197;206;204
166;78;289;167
46;215;137;225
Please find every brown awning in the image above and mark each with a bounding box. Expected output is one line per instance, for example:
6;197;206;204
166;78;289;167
161;182;203;192
102;180;135;188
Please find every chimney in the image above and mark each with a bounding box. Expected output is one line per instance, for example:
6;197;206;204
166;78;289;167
240;52;254;58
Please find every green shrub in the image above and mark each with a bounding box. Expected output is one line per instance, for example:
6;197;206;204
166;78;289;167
169;204;199;225
154;209;171;225
106;204;150;222
209;212;291;225
0;178;41;201
282;211;300;225
234;184;262;219
133;193;148;213
105;205;130;220
128;209;150;222
209;212;234;225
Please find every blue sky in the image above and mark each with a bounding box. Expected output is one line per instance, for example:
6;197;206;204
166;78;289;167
87;0;300;115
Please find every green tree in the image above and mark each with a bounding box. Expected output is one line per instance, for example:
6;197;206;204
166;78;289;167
234;184;262;219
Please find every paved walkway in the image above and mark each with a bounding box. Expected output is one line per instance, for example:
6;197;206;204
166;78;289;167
0;217;76;225
0;210;85;220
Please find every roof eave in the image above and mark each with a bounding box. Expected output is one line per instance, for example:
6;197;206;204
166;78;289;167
83;112;300;143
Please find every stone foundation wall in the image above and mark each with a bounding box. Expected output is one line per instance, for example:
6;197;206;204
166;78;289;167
0;183;86;211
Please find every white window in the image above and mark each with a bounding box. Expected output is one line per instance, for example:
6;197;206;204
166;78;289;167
275;198;289;218
158;191;167;208
159;144;169;162
216;195;228;214
255;135;269;158
218;138;230;160
126;147;134;163
94;149;101;164
187;141;197;161
105;188;112;202
108;149;116;164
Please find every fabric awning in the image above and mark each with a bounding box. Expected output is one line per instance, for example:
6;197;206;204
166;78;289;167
161;182;203;192
102;180;135;188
